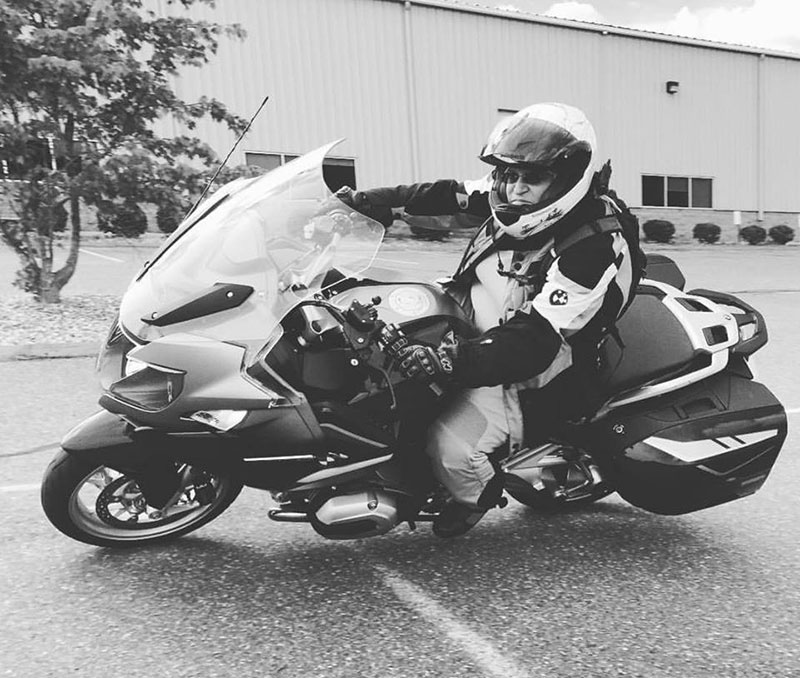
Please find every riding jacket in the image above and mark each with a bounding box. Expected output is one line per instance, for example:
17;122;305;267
358;176;638;444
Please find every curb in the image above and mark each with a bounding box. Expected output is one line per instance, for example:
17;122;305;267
0;342;99;362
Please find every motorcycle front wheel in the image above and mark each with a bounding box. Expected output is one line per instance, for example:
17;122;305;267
41;449;243;547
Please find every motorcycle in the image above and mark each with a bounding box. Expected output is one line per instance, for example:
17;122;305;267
41;141;788;547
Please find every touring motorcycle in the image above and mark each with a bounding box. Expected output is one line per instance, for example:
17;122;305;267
41;141;788;547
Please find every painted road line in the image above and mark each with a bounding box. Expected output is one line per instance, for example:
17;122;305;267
372;257;421;266
374;564;532;678
787;407;800;415
79;248;124;263
0;442;59;459
0;483;40;493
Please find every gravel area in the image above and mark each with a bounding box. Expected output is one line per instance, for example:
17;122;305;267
0;295;118;346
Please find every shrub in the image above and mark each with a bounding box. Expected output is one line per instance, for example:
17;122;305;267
95;200;116;234
96;200;148;238
156;201;191;234
51;202;68;232
693;222;721;244
740;224;767;245
768;224;795;245
642;219;675;243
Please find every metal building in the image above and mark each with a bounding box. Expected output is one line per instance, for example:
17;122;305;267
157;0;800;237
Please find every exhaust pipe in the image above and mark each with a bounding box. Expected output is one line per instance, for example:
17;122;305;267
268;509;310;523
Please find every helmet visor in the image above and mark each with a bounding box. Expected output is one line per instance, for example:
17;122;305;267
482;117;590;167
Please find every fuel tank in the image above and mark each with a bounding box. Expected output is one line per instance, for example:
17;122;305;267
332;281;475;341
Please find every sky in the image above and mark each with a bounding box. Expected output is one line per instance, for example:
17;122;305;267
489;0;800;54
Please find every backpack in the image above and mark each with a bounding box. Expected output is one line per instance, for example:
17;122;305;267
541;164;646;320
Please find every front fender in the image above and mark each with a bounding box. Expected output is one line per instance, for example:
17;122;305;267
61;410;159;470
60;410;246;478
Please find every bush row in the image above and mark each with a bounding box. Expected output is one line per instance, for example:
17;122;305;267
94;199;191;237
641;220;796;245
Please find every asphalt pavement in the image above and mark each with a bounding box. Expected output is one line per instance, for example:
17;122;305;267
1;242;799;677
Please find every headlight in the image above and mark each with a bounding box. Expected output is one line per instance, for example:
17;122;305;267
124;356;149;376
188;409;249;431
96;317;137;389
108;362;184;411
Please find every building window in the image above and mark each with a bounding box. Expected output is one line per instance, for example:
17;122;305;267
642;174;713;208
321;156;356;192
667;176;689;207
691;178;712;208
2;137;58;180
641;175;665;207
245;151;355;191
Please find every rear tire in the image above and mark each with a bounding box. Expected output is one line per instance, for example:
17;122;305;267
41;449;243;547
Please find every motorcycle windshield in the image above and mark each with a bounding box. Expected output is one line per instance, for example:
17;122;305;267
118;141;384;352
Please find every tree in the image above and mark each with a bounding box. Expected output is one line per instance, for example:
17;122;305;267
0;0;248;302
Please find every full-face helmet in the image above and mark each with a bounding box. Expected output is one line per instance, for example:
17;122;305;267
480;103;597;239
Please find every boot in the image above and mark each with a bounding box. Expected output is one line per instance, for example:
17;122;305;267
432;501;488;538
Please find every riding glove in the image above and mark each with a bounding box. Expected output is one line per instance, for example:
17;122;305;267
394;330;460;382
334;186;394;228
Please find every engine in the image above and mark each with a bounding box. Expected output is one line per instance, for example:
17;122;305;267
309;489;400;539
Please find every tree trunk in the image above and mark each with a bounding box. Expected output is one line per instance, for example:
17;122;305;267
47;117;83;304
45;191;81;304
40;283;61;304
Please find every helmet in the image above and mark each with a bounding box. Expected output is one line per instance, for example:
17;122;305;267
480;103;597;239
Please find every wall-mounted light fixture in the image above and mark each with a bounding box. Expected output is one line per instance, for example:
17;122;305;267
666;80;680;94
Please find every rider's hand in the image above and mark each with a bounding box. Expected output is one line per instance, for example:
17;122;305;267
334;186;394;228
393;330;460;382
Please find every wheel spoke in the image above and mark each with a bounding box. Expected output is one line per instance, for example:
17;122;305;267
87;469;114;490
63;463;240;543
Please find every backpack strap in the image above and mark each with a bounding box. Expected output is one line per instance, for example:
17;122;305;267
552;216;622;257
528;215;623;292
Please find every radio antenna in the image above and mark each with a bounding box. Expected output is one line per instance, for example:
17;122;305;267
188;94;270;215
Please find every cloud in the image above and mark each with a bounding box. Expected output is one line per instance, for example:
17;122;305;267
542;1;607;23
630;0;800;53
495;0;800;53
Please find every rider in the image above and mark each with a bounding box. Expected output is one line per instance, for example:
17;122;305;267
337;103;644;537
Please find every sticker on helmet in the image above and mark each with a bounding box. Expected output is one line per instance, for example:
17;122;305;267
550;289;569;305
388;287;432;317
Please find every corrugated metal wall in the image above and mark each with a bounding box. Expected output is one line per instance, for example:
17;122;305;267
155;0;416;185
761;57;800;212
156;0;800;213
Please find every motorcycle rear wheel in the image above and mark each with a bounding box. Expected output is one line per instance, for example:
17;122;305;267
41;449;243;547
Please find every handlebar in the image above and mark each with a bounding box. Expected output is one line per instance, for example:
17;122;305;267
295;297;446;397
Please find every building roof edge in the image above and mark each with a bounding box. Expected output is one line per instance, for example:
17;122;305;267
391;0;800;61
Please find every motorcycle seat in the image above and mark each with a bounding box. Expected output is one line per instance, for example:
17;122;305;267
597;287;701;396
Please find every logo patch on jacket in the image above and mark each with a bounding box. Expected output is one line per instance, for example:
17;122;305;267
549;289;569;305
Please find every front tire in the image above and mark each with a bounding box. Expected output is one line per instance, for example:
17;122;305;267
41;449;243;547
